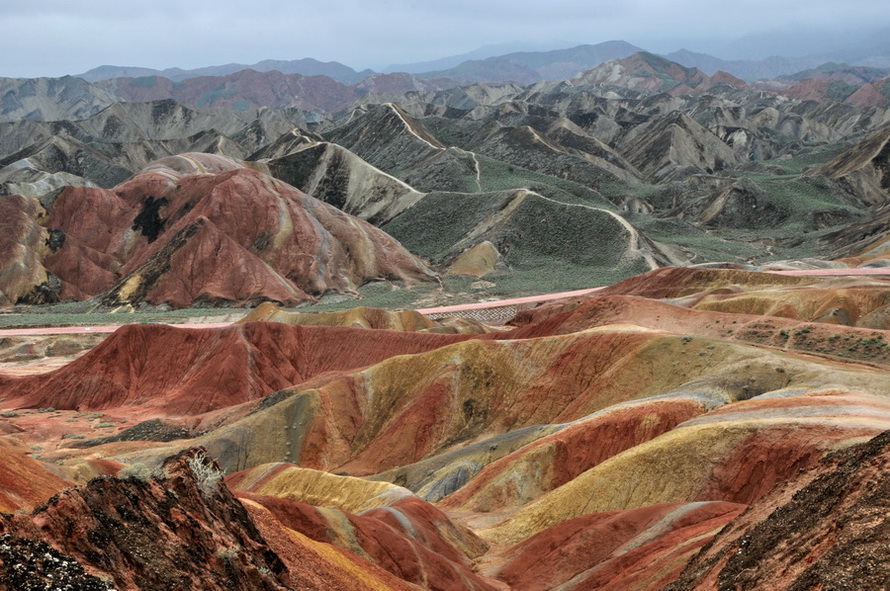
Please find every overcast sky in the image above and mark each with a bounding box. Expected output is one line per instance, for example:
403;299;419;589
2;0;888;78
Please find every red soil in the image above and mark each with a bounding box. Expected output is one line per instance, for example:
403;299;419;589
242;500;415;591
0;322;473;415
237;491;498;591
0;445;71;512
493;501;745;590
38;158;435;308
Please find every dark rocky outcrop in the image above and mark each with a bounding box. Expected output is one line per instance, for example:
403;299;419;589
0;448;292;590
666;429;890;590
0;536;113;591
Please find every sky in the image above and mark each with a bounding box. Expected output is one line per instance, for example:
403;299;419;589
2;0;888;78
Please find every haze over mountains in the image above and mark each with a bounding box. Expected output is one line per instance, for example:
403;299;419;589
407;33;890;84
2;25;890;591
3;45;888;126
72;34;890;85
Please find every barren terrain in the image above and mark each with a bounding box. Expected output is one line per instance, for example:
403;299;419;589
2;45;890;589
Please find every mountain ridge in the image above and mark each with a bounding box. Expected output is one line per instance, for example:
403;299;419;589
77;57;375;85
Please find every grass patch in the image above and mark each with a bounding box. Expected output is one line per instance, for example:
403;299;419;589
635;217;762;264
0;303;240;329
475;155;620;208
484;261;645;297
760;142;851;174
383;190;517;262
740;175;855;215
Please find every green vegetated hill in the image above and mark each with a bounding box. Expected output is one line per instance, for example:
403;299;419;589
1;52;890;312
312;84;887;300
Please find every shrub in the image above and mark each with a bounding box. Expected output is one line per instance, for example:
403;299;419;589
187;451;224;496
216;545;240;561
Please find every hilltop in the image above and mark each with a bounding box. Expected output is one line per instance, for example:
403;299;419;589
1;37;890;590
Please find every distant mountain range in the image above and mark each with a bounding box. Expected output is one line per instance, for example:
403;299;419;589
413;41;645;84
77;57;375;85
5;48;889;125
382;41;574;74
663;50;825;82
74;41;643;86
73;36;890;88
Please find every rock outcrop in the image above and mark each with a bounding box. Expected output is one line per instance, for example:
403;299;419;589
0;153;437;308
0;448;293;590
666;429;890;590
811;126;890;204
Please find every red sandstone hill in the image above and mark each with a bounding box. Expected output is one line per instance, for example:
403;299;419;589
0;321;473;415
0;444;72;513
0;448;396;590
0;447;500;590
0;153;436;309
4;267;890;588
233;467;497;591
665;429;890;589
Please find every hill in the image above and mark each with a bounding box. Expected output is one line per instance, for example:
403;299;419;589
0;153;436;309
4;268;890;588
417;41;644;84
77;57;375;84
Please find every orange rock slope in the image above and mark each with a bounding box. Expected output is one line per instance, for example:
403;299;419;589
2;267;890;589
0;321;473;415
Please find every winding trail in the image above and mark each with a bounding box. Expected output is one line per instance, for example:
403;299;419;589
470;151;482;193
